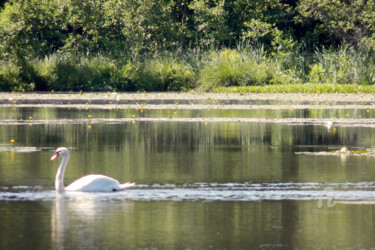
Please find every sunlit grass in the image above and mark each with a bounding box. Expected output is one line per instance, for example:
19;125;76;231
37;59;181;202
139;55;195;91
213;83;375;94
1;45;375;92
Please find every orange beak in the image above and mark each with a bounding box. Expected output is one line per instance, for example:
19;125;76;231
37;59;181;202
51;152;59;161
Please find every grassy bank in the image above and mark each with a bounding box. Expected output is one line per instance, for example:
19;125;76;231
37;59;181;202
213;83;375;94
1;46;374;93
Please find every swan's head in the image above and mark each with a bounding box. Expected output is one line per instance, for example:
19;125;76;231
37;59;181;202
51;147;69;161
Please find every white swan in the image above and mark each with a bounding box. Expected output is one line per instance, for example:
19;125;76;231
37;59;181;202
51;147;135;193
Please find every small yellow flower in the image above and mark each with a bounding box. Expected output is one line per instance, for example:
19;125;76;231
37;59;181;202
88;125;92;129
51;90;55;93
173;111;177;115
367;110;370;113
88;115;92;118
204;122;208;125
140;109;144;113
131;114;135;118
29;116;32;120
132;120;136;124
10;139;15;143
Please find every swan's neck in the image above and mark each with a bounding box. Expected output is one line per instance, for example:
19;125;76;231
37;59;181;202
55;153;69;193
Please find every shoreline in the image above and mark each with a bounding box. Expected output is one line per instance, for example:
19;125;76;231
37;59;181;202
1;92;375;103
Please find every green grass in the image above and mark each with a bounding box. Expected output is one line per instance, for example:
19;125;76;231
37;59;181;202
1;45;375;93
213;83;375;94
196;48;293;91
138;55;195;91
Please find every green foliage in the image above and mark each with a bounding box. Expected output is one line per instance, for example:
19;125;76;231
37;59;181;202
213;83;375;94
0;61;23;91
1;0;375;92
308;46;375;85
199;49;258;90
296;0;375;50
139;55;195;91
198;48;292;91
34;55;135;91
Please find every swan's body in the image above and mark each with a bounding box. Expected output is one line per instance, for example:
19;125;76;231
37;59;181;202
51;147;135;193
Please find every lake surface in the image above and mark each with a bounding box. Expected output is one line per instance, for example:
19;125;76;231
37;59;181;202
1;99;375;249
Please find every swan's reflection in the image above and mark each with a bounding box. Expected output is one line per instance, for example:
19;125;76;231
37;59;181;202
51;194;67;250
51;193;134;250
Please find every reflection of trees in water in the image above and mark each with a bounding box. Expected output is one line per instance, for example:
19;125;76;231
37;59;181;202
4;121;373;151
2;106;374;152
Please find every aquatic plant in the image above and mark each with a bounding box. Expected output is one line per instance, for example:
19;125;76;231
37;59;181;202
214;83;375;94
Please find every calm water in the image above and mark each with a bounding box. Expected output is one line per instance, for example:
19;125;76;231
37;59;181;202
1;105;375;249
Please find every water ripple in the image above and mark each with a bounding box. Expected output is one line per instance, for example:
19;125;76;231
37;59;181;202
0;182;374;202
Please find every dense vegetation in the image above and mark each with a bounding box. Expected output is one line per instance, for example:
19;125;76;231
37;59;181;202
0;0;375;92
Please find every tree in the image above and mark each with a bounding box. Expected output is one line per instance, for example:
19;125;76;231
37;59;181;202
296;0;375;50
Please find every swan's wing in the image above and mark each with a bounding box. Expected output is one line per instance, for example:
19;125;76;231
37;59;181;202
119;182;136;190
65;174;121;192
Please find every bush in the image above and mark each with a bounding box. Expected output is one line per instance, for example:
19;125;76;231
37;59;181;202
197;49;292;91
47;56;116;91
138;56;195;91
0;61;28;91
32;55;136;91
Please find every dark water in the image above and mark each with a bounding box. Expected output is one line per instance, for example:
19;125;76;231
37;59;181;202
1;106;375;249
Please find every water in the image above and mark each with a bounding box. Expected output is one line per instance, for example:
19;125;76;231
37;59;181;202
1;103;375;249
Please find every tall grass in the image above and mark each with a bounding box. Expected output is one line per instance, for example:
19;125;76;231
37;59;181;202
0;45;374;92
309;46;375;85
138;54;195;91
34;55;131;91
197;48;293;91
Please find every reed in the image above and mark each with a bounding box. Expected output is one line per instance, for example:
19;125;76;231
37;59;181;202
309;46;375;85
0;44;374;92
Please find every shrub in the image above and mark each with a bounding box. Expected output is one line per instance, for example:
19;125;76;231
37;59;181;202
0;61;27;91
33;55;131;91
197;48;292;91
138;56;195;91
